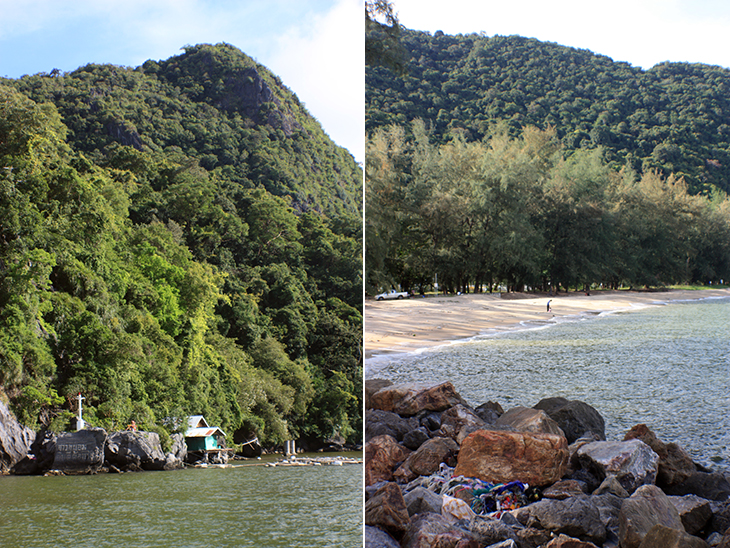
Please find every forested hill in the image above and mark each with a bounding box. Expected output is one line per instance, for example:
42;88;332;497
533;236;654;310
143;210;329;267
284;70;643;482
10;43;362;216
367;29;730;195
0;43;362;449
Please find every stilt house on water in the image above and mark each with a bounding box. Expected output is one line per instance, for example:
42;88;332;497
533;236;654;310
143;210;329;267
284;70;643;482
184;416;229;462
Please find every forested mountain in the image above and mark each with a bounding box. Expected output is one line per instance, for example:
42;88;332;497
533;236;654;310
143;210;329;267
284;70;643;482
366;30;730;295
367;30;730;196
0;43;362;449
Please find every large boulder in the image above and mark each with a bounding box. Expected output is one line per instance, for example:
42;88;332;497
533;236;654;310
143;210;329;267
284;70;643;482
623;424;695;488
534;397;605;444
366;409;420;442
454;429;569;487
495;406;565;437
512;495;607;545
52;428;107;474
369;382;466;416
618;484;684;548
0;401;36;473
365;434;411;486
394;436;458;482
575;440;659;494
105;430;167;471
636;523;708;548
365;481;411;539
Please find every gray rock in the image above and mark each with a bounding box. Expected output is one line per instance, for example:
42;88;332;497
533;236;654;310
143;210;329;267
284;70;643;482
0;400;36;473
52;428;107;473
485;540;517;548
513;495;607;545
403;486;443;516
469;516;519;546
618;484;684;548
534;397;605;444
593;475;629;498
669;494;712;535
474;401;503;424
401;512;478;548
576;440;659;494
365;525;401;548
437;404;486;443
593;493;624;547
366;409;419;442
402;426;430;450
105;430;167;471
663;471;730;501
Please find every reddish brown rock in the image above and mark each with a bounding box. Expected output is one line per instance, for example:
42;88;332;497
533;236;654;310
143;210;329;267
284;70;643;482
365;434;411;486
395;436;459;482
495;406;566;437
624;424;695;488
365;481;411;539
365;379;394;410
369;382;466;416
454;429;569;487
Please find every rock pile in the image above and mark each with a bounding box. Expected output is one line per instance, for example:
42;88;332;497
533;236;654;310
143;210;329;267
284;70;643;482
365;380;730;548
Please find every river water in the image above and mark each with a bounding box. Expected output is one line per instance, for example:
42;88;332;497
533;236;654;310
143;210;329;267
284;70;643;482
0;454;363;548
366;296;730;471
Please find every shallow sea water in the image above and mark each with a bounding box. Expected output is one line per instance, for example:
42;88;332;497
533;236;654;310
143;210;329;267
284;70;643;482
0;454;363;548
366;296;730;470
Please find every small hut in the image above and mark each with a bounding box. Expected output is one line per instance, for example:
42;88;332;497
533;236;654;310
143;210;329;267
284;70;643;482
184;416;226;452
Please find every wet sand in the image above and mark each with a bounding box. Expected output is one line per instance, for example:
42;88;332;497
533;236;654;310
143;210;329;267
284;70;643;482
364;288;730;360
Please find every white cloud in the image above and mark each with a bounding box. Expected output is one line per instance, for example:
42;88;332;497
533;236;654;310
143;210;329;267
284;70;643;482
268;0;365;163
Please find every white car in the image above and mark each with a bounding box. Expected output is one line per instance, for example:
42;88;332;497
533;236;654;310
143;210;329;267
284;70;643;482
375;290;410;301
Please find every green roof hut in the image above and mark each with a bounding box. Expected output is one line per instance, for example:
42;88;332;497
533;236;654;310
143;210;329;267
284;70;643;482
184;416;226;452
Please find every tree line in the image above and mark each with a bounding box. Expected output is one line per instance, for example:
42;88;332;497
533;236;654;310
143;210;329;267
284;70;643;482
366;122;730;294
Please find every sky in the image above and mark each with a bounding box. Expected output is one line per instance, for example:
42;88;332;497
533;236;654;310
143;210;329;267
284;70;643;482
392;0;730;71
0;0;364;164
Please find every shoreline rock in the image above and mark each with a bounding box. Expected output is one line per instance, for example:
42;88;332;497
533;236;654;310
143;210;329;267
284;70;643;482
365;378;730;548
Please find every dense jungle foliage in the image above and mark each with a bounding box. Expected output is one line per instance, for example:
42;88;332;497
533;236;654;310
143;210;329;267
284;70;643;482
0;43;363;448
366;30;730;294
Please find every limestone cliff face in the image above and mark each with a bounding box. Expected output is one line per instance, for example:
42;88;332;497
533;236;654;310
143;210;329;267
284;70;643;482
0;401;36;472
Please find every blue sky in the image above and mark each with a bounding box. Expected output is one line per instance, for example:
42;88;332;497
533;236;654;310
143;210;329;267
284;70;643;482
394;0;730;71
0;0;364;163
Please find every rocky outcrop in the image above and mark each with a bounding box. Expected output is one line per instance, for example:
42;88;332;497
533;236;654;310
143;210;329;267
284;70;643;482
52;428;107;474
0;401;36;473
455;429;569;487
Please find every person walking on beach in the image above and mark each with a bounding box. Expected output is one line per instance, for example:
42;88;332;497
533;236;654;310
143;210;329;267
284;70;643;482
547;300;552;313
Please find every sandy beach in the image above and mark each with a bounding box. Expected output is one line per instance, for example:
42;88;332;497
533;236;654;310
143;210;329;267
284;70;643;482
364;288;730;361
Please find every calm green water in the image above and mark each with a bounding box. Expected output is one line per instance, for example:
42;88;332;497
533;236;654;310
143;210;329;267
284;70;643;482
0;454;363;548
367;296;730;470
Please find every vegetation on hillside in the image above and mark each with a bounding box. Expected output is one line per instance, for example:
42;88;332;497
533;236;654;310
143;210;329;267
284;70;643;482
366;30;730;293
0;43;362;448
367;30;730;196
